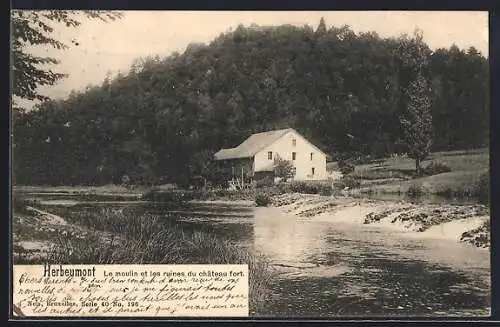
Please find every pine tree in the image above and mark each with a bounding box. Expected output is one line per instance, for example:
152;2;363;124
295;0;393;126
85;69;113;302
316;17;327;35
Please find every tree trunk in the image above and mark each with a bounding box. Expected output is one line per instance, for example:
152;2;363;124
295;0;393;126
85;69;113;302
415;157;421;176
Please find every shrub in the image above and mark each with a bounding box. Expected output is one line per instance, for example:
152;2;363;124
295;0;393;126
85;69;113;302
276;182;292;194
12;195;40;214
436;187;454;198
273;157;295;182
475;171;490;204
338;175;361;189
255;193;271;207
338;159;355;175
289;182;320;194
436;170;489;203
407;183;424;197
255;176;275;188
423;161;452;176
318;184;335;196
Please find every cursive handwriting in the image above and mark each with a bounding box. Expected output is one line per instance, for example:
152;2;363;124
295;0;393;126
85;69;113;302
13;265;248;317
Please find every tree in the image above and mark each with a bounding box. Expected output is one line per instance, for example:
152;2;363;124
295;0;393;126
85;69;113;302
274;156;295;182
397;30;433;176
11;10;123;111
316;17;327;35
400;73;433;176
187;150;216;186
12;22;487;186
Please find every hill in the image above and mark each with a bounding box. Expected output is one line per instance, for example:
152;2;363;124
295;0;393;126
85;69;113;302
13;21;489;186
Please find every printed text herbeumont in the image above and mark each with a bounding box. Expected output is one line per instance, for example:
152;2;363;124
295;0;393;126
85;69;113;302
43;264;96;277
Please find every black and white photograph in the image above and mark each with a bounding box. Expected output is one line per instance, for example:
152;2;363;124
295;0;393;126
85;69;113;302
11;10;490;318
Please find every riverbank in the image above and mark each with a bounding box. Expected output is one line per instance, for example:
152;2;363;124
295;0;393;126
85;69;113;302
12;197;274;315
350;148;489;203
14;184;491;250
12;187;490;317
270;193;490;248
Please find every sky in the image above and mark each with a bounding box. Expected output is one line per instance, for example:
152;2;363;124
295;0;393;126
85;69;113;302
17;11;489;110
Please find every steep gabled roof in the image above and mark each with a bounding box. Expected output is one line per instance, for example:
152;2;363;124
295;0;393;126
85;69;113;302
214;128;325;160
214;128;292;160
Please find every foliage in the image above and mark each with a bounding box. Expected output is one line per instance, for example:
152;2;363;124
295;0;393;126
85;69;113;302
318;184;336;196
423;161;452;176
12;19;489;186
31;207;275;312
476;170;490;204
273;156;295;182
289;182;318;194
187;150;231;188
11;10;122;110
398;31;434;176
407;183;424;197
12;194;40;214
337;175;362;189
433;170;488;203
338;158;355;175
255;176;275;188
255;193;272;206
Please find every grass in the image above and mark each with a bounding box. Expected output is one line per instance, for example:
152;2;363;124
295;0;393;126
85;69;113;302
354;148;489;201
14;148;489;205
13;204;275;314
14;184;144;194
355;148;488;177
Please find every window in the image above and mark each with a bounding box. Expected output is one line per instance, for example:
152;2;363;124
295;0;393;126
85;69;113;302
310;152;314;161
311;167;315;175
268;151;273;160
292;139;297;146
292;152;296;160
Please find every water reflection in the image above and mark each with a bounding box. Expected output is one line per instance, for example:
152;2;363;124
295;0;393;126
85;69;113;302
36;197;490;317
253;207;334;266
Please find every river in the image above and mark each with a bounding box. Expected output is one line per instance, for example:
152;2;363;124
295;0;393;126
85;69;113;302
34;196;491;317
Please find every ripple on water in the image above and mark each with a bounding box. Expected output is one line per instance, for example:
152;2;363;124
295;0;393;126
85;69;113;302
260;256;490;317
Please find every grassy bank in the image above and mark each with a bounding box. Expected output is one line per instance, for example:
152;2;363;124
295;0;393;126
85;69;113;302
350;148;489;203
14;148;489;205
12;199;275;314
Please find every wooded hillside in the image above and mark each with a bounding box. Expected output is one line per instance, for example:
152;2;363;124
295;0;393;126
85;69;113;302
13;21;489;185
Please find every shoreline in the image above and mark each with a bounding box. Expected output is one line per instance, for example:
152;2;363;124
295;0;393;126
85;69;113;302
269;193;490;249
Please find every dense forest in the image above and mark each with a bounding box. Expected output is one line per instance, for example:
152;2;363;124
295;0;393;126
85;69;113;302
13;20;489;186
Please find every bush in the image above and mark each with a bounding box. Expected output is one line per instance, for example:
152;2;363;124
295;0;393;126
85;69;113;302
436;170;489;203
423;161;452;176
273;157;295;182
476;171;490;204
338;175;361;189
276;182;292;194
338;159;355;175
255;193;271;207
255;176;275;188
318;184;335;196
289;182;320;194
12;195;40;214
407;184;424;197
436;187;454;198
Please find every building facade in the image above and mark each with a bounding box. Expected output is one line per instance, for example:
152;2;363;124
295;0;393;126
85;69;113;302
214;128;328;182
